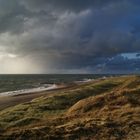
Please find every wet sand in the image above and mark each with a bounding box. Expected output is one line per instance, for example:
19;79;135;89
0;84;70;111
0;79;100;111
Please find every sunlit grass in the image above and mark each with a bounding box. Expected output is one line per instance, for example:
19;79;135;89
0;76;140;139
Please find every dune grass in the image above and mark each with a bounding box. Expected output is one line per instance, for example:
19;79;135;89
0;76;140;139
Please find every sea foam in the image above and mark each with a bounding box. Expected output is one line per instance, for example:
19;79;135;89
0;84;58;97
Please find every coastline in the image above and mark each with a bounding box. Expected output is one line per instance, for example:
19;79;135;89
1;76;139;139
0;78;97;97
0;79;98;111
0;84;63;97
0;78;103;111
0;84;71;111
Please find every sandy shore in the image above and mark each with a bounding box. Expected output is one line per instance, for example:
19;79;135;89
0;84;71;111
0;79;101;111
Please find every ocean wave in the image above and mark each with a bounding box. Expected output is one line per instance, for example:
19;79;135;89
74;78;94;84
0;84;58;97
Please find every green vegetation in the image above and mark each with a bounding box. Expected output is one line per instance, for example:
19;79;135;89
0;76;140;139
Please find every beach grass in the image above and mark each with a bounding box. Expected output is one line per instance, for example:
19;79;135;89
0;75;140;139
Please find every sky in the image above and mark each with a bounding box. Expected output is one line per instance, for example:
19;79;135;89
0;0;140;74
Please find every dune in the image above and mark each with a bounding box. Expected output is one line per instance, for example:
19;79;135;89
0;75;140;139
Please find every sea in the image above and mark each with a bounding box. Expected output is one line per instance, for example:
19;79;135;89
0;74;115;96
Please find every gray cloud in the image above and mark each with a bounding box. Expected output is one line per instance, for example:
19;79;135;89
0;0;140;73
21;0;120;12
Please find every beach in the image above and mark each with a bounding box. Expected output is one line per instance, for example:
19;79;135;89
0;76;97;111
0;75;139;139
0;78;98;111
0;84;69;110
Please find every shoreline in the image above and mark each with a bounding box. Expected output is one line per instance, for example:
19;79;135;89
0;83;73;111
0;78;97;97
0;78;103;111
0;84;65;97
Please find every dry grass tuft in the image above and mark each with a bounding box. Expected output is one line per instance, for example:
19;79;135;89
0;75;140;139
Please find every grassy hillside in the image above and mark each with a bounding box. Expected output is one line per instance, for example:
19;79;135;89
0;76;140;139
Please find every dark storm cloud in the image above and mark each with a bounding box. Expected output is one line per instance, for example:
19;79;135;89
0;0;140;73
100;56;140;74
21;0;120;12
0;0;122;33
0;0;28;33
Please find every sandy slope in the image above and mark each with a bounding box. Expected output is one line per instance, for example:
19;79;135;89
0;75;140;140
